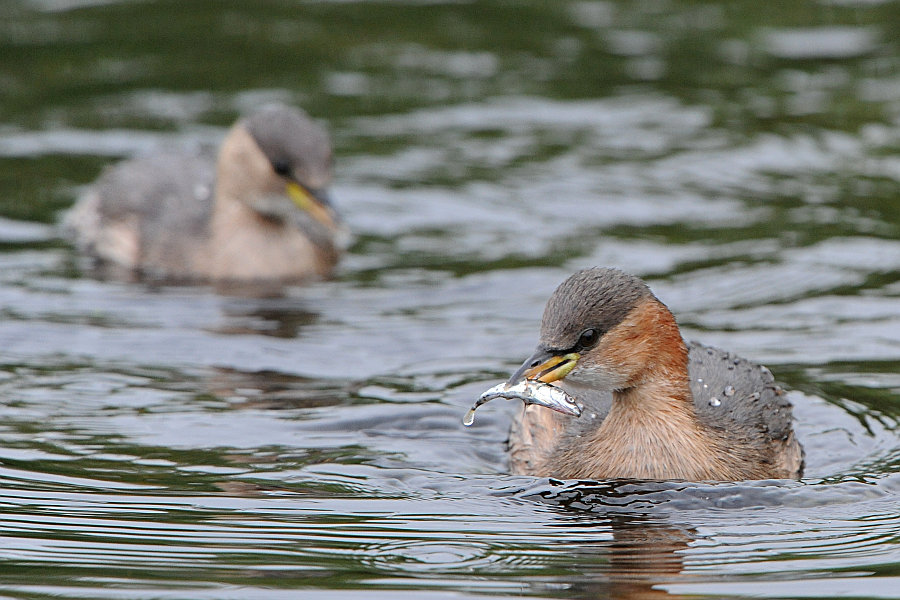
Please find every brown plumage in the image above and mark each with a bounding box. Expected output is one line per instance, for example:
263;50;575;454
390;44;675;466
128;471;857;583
507;267;803;481
64;105;344;283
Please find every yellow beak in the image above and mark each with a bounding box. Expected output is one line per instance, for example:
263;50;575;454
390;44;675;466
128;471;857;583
518;352;580;384
287;182;336;229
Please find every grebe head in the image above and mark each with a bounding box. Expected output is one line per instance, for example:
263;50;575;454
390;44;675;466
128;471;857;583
507;268;682;392
217;104;339;238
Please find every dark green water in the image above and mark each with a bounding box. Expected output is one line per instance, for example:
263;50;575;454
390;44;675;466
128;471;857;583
0;1;899;598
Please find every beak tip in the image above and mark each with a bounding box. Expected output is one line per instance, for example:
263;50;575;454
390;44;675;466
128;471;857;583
504;373;524;389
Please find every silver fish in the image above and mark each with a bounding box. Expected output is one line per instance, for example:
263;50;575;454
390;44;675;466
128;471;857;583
463;380;583;426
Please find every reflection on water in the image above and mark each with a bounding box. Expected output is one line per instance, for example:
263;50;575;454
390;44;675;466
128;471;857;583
577;518;694;600
0;0;899;598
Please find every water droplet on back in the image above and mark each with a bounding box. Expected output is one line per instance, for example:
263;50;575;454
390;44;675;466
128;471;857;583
708;397;721;407
723;385;735;397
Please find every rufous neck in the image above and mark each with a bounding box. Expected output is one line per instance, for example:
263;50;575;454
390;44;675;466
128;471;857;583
613;375;693;415
614;298;693;411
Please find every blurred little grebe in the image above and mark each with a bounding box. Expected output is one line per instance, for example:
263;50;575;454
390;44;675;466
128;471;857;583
65;104;344;283
506;267;803;481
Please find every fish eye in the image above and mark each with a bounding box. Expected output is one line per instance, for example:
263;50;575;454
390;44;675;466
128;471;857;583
271;159;291;177
577;328;599;349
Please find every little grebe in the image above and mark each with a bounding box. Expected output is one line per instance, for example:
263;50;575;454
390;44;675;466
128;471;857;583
505;267;803;481
65;104;343;283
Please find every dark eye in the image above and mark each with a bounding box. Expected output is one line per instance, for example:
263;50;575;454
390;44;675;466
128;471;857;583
577;328;599;349
271;159;291;177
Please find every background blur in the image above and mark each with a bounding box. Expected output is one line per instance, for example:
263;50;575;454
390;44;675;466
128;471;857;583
0;1;898;599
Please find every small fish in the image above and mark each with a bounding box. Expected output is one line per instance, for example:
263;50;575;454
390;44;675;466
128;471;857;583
463;380;583;426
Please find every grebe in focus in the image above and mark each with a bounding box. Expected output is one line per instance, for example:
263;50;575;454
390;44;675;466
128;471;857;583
474;267;803;481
